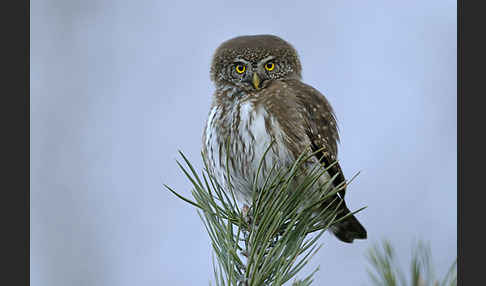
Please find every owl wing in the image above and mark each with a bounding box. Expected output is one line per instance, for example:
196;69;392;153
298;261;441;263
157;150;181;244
286;80;347;199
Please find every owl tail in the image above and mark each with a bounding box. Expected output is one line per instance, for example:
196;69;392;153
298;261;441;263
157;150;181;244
330;204;367;243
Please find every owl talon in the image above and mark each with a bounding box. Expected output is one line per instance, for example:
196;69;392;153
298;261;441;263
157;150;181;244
241;204;252;226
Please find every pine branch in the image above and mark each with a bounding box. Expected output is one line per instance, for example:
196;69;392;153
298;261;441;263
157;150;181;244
166;146;365;286
366;240;457;286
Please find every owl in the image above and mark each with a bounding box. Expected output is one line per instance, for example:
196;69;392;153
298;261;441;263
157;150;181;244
202;34;366;243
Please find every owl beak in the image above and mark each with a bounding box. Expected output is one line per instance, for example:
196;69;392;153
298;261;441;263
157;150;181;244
252;73;261;90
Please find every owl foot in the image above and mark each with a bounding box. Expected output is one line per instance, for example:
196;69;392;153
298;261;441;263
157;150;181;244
241;204;252;225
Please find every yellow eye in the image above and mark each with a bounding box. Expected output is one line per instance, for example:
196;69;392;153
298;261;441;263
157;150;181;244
235;64;246;74
265;62;275;71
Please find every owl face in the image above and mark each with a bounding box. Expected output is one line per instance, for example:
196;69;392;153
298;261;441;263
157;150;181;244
210;35;302;93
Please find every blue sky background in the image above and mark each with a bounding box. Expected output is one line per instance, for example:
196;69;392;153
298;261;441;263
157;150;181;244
31;1;456;285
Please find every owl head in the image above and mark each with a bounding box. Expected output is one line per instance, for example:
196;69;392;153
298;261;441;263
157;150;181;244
210;34;302;92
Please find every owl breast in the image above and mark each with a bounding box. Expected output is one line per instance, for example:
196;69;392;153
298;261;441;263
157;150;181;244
204;99;296;204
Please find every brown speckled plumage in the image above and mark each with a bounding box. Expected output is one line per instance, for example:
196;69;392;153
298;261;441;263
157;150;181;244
202;34;366;243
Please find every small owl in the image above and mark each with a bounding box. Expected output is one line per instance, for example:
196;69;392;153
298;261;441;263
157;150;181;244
202;34;366;243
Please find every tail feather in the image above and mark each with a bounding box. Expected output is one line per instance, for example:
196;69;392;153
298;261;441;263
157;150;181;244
331;205;367;243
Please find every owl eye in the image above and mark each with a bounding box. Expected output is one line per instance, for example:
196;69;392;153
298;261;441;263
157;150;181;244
235;64;246;74
265;62;275;71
